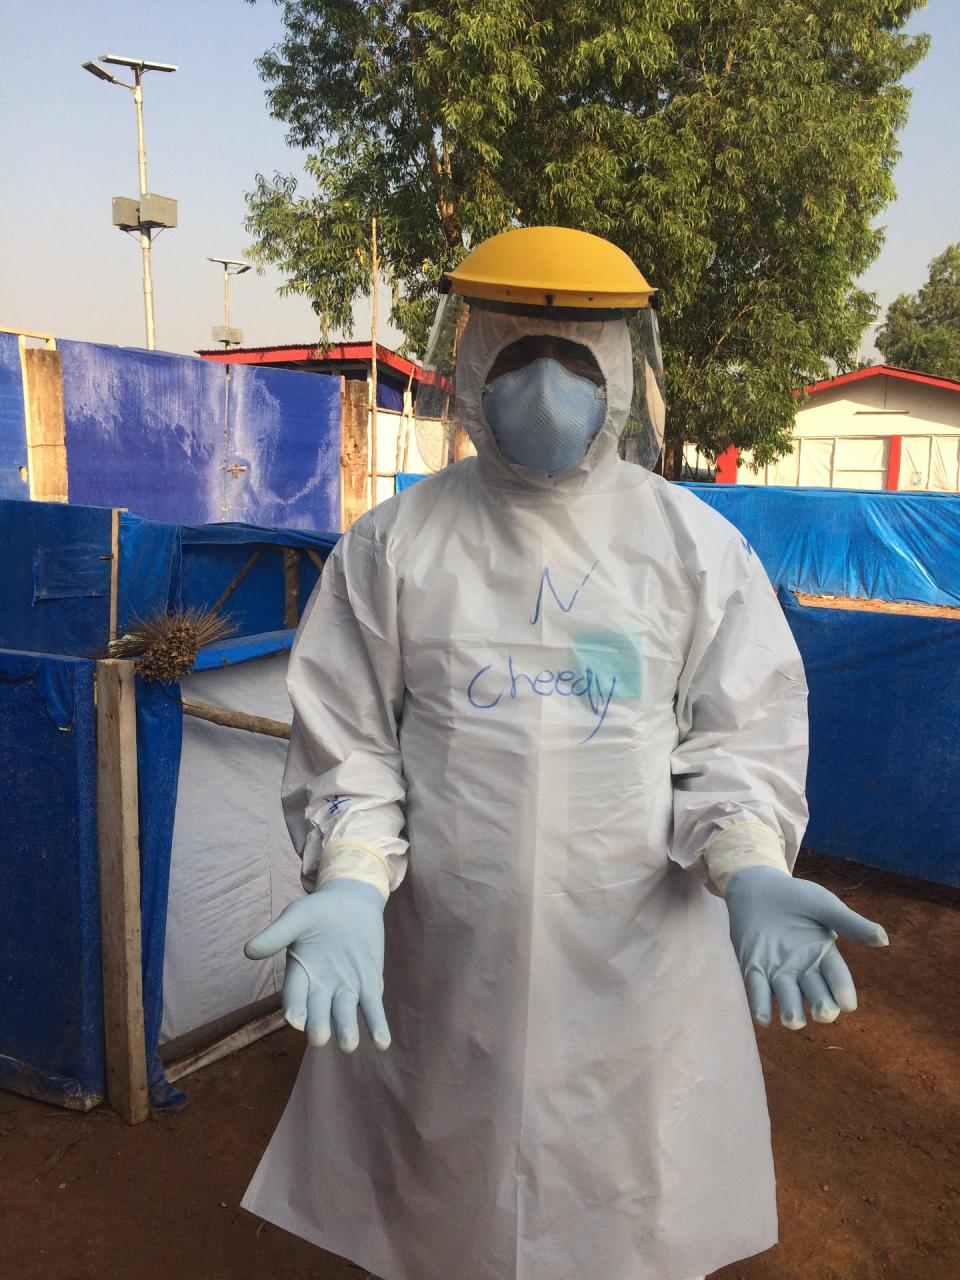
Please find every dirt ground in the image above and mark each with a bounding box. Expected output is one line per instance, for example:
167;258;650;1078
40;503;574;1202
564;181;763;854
2;852;957;1280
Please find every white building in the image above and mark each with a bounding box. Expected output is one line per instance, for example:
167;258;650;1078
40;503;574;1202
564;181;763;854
689;365;960;491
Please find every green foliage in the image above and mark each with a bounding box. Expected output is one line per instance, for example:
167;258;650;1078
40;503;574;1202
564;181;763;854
246;0;928;465
875;243;960;378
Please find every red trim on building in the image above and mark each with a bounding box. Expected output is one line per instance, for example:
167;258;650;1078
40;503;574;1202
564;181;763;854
886;435;903;491
715;446;740;484
196;341;424;384
803;364;960;398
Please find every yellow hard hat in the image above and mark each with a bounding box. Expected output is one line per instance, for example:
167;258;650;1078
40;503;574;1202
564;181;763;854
443;226;655;309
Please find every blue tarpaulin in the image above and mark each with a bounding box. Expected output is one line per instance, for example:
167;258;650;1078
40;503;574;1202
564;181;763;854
136;677;187;1108
0;332;28;501
377;377;405;411
0;501;338;658
0;500;112;656
193;629;295;671
0;652;104;1108
58;342;341;530
0;500;340;1110
685;485;960;607
177;523;337;637
782;591;960;886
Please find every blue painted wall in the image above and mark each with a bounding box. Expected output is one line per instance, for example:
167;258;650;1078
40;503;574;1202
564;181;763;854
0;332;28;501
58;341;340;529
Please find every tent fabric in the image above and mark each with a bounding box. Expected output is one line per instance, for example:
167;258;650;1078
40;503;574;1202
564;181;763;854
782;591;960;887
0;651;104;1108
685;485;960;606
160;655;302;1044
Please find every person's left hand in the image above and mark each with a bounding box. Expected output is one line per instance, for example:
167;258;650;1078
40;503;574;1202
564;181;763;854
725;865;889;1029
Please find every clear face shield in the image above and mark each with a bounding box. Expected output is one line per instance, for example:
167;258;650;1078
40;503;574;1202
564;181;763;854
413;293;666;472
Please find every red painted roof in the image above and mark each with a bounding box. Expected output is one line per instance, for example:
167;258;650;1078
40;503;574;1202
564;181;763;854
196;341;424;383
805;364;960;397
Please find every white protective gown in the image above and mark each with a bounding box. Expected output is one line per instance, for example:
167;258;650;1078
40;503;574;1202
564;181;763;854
242;306;809;1280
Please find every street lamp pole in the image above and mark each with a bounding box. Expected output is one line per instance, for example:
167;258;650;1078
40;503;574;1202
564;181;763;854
131;68;156;350
83;55;177;351
208;258;251;348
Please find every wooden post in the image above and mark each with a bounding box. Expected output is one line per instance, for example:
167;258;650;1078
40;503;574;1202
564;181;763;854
96;659;150;1125
282;547;301;628
21;344;68;502
341;376;370;531
399;366;415;474
108;509;121;643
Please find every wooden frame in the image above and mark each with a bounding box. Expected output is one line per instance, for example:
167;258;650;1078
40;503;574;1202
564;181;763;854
95;659;150;1124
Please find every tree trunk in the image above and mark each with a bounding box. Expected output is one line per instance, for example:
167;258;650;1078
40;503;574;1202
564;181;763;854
661;439;684;481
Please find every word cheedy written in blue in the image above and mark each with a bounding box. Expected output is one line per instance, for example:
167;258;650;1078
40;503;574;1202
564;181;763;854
466;561;617;744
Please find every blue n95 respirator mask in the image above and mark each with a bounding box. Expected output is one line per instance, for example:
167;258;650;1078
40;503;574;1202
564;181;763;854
482;357;607;474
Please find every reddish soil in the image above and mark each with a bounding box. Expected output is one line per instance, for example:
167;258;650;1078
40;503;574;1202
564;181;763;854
2;853;957;1280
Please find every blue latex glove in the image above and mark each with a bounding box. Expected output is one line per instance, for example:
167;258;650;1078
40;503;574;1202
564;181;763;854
244;878;390;1052
725;866;889;1030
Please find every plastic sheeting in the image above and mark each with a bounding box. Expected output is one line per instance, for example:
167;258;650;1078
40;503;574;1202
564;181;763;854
377;376;405;412
136;678;187;1107
783;591;960;886
0;500;339;1109
685;485;960;606
0;501;337;659
117;513;180;635
0;499;112;656
0;652;104;1107
223;364;341;529
161;653;303;1043
59;341;341;529
193;629;294;671
178;524;336;636
0;332;28;501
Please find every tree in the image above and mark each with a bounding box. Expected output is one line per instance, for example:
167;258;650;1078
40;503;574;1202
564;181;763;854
875;244;960;378
245;1;928;475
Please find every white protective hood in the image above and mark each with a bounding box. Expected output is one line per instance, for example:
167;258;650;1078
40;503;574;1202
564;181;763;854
455;305;634;493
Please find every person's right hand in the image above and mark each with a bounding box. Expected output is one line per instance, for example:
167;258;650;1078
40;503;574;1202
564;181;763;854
244;878;391;1052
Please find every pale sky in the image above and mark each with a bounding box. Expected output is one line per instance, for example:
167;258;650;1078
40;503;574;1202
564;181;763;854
1;1;957;360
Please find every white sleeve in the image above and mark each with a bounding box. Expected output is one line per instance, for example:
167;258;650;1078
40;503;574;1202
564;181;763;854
281;526;408;899
670;538;809;894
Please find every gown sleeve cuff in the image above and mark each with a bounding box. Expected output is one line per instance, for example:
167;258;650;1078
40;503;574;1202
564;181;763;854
314;839;392;901
701;821;791;896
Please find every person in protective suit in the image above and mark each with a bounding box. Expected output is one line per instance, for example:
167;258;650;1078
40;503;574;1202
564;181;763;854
242;227;888;1280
